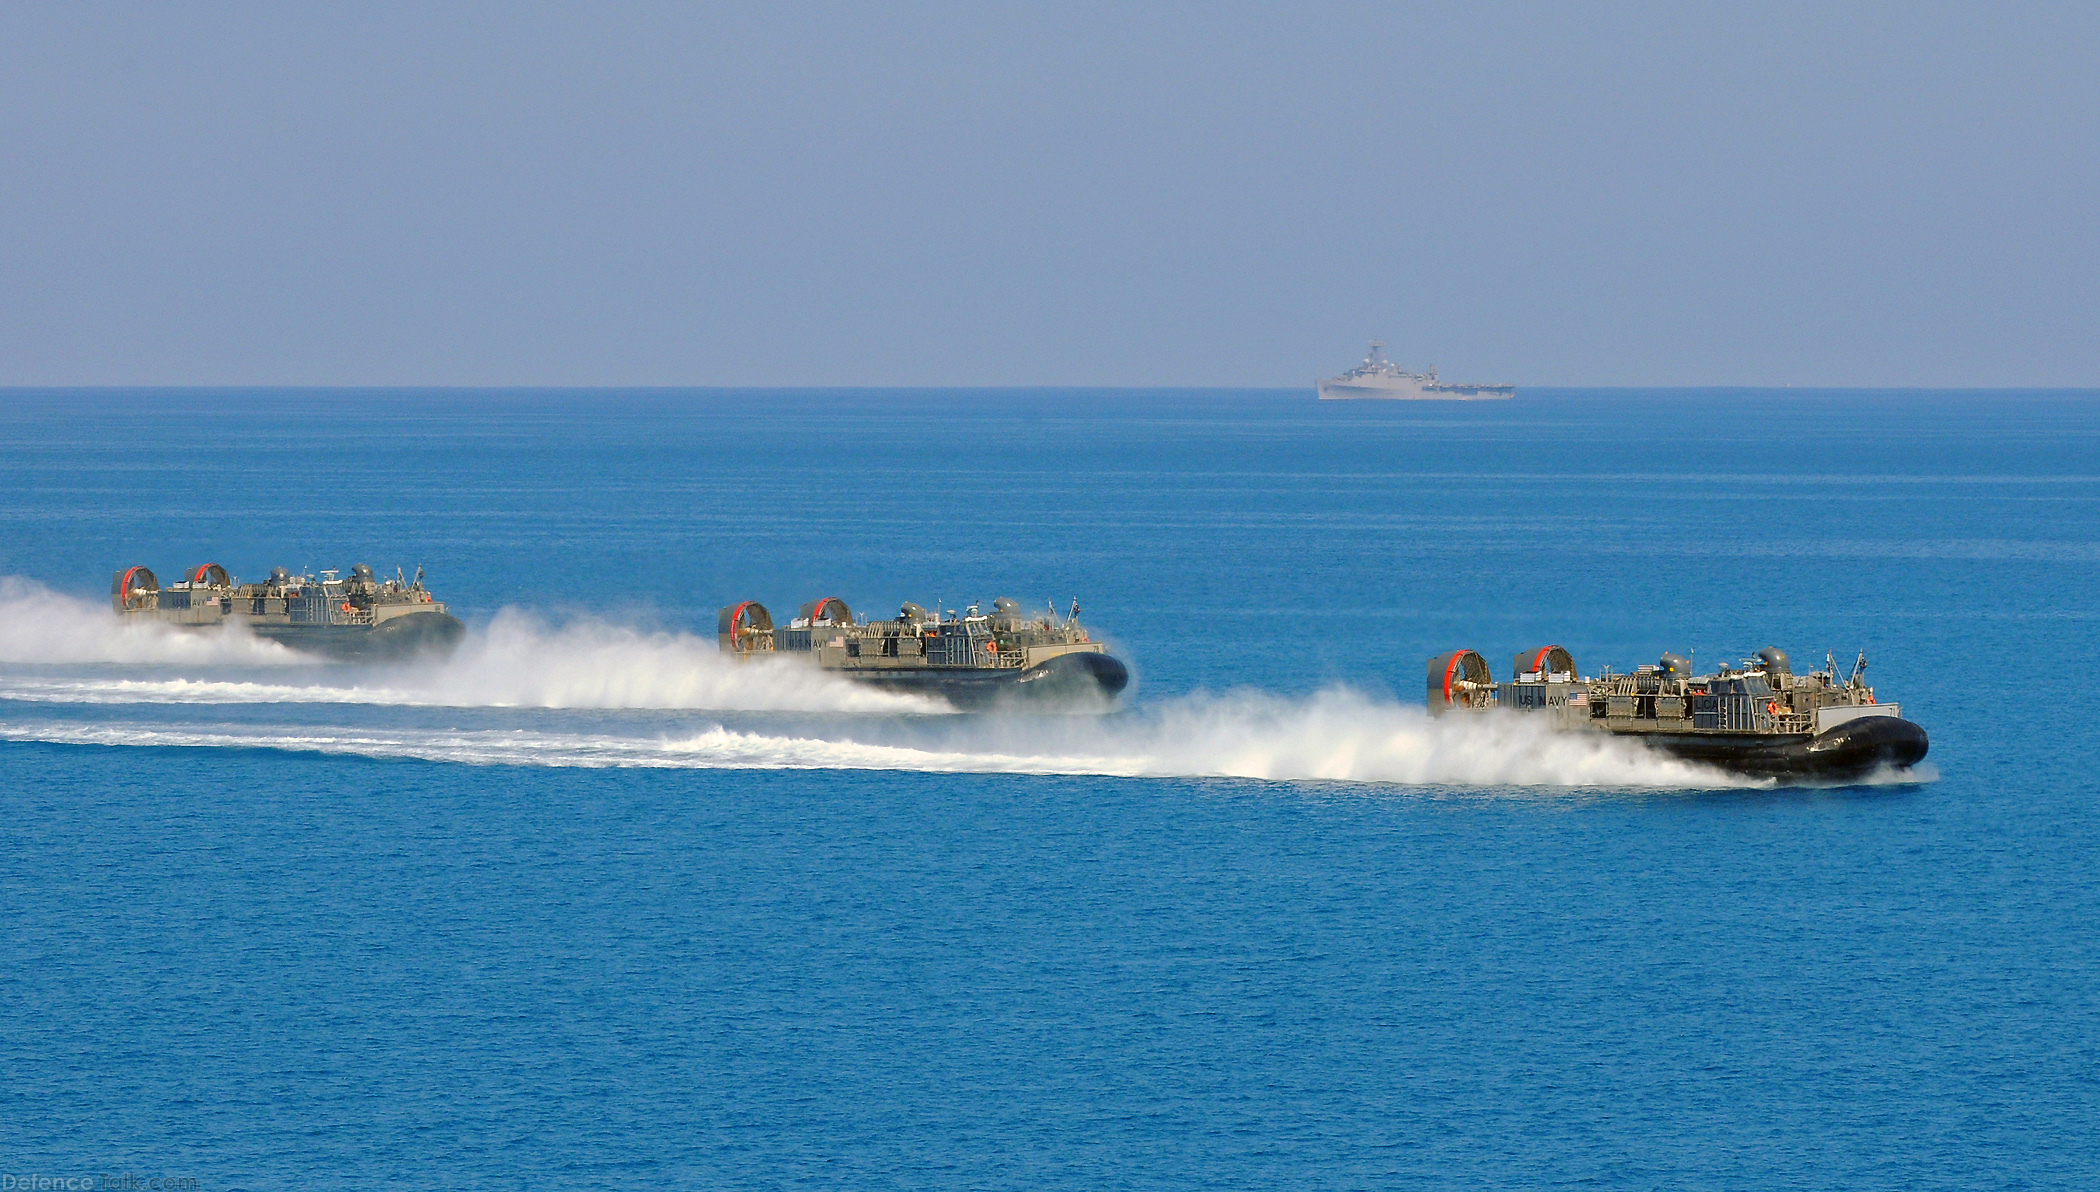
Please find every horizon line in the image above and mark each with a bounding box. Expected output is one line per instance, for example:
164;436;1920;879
5;383;2100;395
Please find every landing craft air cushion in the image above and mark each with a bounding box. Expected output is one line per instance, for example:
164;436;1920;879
1427;644;1928;781
112;562;465;660
720;596;1128;708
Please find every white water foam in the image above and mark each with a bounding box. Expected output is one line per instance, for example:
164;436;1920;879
0;690;1759;788
0;584;935;714
0;577;1811;788
0;577;298;665
379;609;941;712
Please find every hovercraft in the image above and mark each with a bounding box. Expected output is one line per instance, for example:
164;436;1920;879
720;596;1127;710
1426;644;1927;782
113;562;464;661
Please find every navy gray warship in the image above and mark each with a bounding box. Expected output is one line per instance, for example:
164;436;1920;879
1427;644;1928;781
112;562;465;660
719;596;1128;708
1317;341;1515;401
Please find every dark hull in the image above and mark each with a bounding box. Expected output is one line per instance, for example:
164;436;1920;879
251;612;466;662
836;651;1129;710
1630;715;1930;782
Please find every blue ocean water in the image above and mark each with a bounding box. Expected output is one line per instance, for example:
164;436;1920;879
1;388;2095;1188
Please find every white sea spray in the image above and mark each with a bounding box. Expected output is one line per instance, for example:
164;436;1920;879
0;582;935;713
0;694;1763;789
0;579;1884;789
0;577;296;665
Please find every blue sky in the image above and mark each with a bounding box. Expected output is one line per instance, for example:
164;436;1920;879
2;2;2093;387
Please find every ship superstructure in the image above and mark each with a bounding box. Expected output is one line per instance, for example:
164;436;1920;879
720;595;1127;708
1317;342;1514;401
1427;644;1927;780
112;562;464;660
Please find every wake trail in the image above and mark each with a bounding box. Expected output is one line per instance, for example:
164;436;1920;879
0;690;1759;789
0;580;935;713
0;575;1767;788
0;577;297;665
